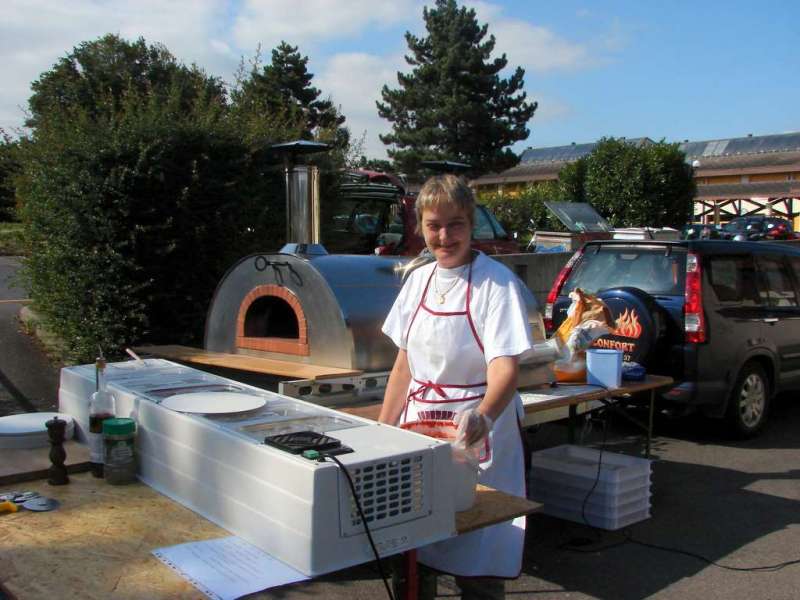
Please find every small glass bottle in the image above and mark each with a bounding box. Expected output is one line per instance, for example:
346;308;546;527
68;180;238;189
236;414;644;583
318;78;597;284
103;418;136;485
88;357;116;478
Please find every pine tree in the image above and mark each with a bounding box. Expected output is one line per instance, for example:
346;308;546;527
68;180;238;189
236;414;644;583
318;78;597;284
234;42;346;141
377;0;536;176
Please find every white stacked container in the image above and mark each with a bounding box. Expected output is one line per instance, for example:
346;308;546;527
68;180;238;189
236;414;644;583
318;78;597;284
529;445;652;530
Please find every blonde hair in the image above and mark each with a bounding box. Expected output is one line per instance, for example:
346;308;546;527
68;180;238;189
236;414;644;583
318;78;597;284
415;174;475;233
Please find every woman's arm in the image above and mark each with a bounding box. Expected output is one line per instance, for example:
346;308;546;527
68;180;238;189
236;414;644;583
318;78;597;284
379;349;412;425
477;355;519;422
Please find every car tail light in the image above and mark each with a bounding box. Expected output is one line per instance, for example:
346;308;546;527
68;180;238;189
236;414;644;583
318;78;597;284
684;252;706;343
544;248;584;331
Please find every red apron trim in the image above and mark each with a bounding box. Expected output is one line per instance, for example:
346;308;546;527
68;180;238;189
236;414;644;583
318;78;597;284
404;267;436;345
421;304;468;316
465;264;485;353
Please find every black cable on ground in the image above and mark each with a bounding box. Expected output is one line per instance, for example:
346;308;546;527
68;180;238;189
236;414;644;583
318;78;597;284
323;453;395;600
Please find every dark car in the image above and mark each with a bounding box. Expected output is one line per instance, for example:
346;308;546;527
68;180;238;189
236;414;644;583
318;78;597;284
721;216;796;241
681;223;723;240
544;239;800;437
332;170;519;256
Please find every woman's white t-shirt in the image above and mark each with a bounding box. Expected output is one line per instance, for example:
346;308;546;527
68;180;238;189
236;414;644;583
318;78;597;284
382;252;534;365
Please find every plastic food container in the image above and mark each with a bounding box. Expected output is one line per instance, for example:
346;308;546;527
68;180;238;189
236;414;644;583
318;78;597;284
401;420;478;511
586;348;623;388
102;418;137;485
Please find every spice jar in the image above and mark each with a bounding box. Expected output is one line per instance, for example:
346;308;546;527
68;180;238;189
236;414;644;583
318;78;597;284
102;418;137;485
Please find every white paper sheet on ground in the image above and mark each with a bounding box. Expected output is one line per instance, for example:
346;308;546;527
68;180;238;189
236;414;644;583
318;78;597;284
160;392;266;414
153;536;309;600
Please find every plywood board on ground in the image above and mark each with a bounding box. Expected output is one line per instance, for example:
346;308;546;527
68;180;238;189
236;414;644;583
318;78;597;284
134;345;362;381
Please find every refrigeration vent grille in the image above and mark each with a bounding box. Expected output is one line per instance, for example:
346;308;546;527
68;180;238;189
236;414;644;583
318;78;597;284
340;453;428;537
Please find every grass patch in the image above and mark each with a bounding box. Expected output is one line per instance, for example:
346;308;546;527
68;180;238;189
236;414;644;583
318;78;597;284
0;222;24;256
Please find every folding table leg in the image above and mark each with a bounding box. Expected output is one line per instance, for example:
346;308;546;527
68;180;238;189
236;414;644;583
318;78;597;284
568;404;577;444
400;549;418;600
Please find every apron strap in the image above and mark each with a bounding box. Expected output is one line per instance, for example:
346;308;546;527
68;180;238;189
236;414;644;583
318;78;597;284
465;260;485;353
404;266;436;346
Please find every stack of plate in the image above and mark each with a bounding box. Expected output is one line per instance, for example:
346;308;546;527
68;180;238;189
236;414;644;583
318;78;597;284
0;412;75;449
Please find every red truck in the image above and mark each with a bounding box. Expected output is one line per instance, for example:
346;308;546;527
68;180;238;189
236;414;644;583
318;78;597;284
328;170;519;256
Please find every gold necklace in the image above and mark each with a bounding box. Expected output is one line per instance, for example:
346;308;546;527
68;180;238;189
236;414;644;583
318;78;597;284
433;265;467;304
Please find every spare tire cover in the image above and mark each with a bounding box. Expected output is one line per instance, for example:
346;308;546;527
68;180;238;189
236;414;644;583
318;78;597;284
594;287;658;364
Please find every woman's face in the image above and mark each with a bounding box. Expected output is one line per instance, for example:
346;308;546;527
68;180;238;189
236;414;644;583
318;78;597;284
421;203;473;268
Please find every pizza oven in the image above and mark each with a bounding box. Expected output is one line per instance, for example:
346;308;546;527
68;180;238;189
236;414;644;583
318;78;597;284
204;245;410;371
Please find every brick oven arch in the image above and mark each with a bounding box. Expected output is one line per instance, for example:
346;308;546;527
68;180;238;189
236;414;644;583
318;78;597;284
236;285;309;356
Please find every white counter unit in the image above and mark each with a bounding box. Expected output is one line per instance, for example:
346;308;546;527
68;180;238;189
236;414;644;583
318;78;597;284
59;359;456;576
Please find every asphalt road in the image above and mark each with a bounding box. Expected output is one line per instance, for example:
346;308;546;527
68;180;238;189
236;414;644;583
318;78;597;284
1;255;798;599
0;256;59;415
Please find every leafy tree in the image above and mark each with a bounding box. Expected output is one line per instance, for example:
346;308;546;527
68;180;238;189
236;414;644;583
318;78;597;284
579;138;694;227
233;42;346;144
26;34;225;129
357;157;395;173
481;181;567;245
17;35;300;362
377;0;536;176
0;130;20;221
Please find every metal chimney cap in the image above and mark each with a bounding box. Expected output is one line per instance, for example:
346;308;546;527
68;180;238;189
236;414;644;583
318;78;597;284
421;160;472;173
270;140;331;154
280;243;329;257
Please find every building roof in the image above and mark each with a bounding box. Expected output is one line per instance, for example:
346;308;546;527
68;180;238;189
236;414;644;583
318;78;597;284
696;181;800;201
518;137;654;164
471;161;565;185
471;131;800;190
679;132;800;160
692;150;800;174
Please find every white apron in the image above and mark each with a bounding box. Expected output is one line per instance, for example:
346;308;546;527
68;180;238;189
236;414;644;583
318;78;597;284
401;260;526;578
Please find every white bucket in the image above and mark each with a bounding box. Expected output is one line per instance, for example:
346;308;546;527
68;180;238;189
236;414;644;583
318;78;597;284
586;348;623;389
401;420;479;511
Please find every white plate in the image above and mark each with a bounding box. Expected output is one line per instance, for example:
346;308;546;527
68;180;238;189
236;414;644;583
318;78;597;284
0;412;75;449
161;392;266;414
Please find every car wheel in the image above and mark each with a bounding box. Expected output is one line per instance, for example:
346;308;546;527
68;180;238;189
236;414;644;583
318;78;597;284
725;363;770;438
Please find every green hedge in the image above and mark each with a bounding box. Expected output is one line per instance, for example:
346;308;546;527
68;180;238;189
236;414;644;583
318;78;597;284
16;94;294;362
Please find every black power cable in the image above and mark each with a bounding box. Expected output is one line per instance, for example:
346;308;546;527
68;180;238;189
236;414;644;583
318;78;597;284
322;453;396;600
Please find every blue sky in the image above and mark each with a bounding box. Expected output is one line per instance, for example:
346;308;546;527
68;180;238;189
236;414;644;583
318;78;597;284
2;1;797;159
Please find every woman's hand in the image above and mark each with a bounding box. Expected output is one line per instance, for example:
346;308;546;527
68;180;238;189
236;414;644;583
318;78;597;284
455;408;494;448
378;349;412;425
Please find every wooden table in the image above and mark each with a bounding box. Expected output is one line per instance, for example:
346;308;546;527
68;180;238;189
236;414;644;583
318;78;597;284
518;375;674;457
0;472;539;600
341;375;673;458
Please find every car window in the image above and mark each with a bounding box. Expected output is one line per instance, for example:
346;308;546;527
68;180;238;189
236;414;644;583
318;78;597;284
723;219;746;232
707;255;761;306
757;256;799;308
563;246;686;296
789;256;800;285
472;206;496;240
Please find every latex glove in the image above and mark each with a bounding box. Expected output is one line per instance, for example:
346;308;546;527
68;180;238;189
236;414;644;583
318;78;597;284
565;319;610;356
454;408;494;449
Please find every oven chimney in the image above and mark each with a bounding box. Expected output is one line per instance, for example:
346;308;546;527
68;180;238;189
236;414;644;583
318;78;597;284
270;140;331;247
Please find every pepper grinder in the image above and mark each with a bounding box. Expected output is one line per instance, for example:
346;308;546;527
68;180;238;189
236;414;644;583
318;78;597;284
46;416;69;485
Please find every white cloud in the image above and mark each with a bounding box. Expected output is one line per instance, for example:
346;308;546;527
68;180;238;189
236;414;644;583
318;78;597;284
316;51;406;159
232;0;418;51
1;0;235;132
467;2;594;72
528;92;571;123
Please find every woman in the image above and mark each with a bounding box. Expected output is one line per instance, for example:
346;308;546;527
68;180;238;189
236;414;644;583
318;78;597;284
379;174;533;599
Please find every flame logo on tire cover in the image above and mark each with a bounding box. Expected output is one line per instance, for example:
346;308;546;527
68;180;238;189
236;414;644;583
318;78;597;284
611;308;642;339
